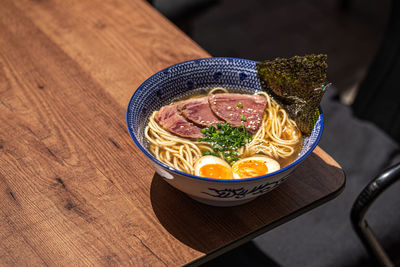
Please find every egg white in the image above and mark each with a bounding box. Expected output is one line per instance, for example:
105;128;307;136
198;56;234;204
194;155;233;179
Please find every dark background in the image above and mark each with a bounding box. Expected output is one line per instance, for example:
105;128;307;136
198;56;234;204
154;0;390;104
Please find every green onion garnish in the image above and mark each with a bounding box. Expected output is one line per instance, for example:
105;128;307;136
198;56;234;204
198;122;252;163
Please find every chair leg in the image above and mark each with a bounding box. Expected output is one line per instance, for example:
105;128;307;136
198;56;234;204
356;220;395;267
351;162;400;267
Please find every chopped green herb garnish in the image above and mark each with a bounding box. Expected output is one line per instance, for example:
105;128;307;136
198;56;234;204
237;102;243;108
203;151;219;157
240;114;247;122
198;122;252;164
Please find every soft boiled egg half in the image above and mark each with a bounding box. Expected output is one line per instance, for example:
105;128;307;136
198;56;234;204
194;155;280;179
231;155;280;179
194;155;233;179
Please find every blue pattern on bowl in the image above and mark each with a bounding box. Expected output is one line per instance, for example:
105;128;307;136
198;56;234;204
202;176;289;199
126;57;323;183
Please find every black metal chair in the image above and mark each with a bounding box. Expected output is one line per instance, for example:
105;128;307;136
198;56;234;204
351;162;400;267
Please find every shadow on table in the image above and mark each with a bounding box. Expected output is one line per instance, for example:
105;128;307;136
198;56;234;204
149;151;345;260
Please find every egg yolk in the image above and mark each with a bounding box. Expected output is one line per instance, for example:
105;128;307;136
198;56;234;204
199;164;232;179
232;160;269;178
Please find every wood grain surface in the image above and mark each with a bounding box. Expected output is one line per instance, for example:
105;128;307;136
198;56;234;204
0;0;345;266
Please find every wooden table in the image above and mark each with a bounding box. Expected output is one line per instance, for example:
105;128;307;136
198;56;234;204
0;0;345;266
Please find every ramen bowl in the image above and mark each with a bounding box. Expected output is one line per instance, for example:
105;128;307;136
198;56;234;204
126;57;323;207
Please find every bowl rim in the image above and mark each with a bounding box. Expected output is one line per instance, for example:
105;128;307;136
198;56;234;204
126;57;324;183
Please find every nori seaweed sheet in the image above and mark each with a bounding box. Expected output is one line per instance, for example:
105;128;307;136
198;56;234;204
256;54;328;135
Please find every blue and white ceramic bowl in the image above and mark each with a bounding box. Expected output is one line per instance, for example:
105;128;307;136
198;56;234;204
127;57;323;206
